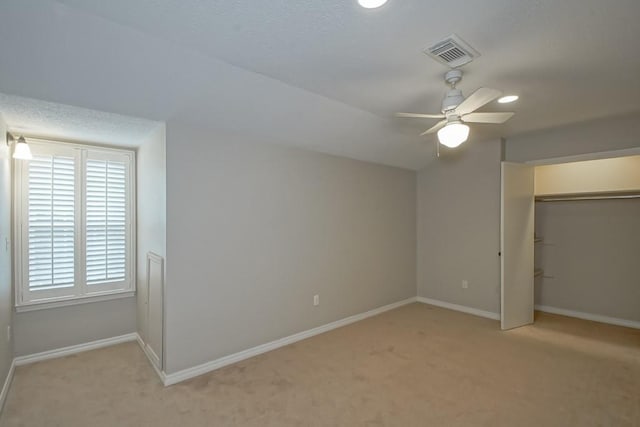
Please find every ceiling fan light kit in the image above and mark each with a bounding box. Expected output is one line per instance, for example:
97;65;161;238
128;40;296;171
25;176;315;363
437;121;469;148
357;0;388;8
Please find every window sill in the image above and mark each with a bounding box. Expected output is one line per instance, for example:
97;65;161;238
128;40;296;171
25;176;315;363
15;290;136;313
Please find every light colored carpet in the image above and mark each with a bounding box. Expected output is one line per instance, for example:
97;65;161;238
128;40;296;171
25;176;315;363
1;303;639;426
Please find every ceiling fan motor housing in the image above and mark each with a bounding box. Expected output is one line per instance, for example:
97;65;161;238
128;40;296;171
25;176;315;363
442;88;464;113
441;70;465;112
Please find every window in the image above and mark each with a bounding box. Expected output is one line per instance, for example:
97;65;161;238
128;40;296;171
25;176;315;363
14;139;135;308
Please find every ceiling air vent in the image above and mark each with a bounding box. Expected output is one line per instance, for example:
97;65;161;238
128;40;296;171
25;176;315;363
424;34;480;68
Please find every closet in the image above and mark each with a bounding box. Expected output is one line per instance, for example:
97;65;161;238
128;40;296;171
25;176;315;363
501;154;640;330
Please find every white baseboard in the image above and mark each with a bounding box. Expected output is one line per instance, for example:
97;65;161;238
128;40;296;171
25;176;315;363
535;305;640;330
146;346;161;368
14;333;138;367
135;334;167;384
416;296;501;320
0;359;16;413
163;297;417;386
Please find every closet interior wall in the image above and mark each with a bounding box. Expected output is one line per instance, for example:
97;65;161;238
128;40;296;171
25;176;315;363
534;196;640;324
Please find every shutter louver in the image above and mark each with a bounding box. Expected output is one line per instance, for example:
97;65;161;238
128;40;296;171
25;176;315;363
27;155;75;290
86;159;127;284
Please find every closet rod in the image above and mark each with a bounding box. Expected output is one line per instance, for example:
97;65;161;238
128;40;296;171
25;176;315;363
536;192;640;202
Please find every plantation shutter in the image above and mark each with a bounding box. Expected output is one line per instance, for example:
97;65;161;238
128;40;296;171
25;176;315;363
27;154;76;291
17;140;134;307
85;155;129;286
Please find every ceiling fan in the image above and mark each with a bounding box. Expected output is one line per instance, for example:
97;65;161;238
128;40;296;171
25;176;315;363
396;69;514;148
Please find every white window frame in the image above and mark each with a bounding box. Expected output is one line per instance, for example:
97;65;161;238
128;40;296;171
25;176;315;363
14;138;136;311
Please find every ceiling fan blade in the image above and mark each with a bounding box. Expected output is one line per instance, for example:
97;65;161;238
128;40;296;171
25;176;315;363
420;119;448;136
456;87;502;115
396;112;445;119
463;112;514;124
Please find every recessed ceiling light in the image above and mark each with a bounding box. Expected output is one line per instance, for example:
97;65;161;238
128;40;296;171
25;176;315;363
498;95;519;104
358;0;388;9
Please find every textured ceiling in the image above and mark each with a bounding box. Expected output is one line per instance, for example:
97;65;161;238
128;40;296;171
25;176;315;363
54;0;640;133
1;0;639;169
0;93;162;148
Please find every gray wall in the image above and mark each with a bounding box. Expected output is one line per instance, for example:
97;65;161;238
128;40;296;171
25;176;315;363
506;113;640;162
13;297;136;356
0;115;13;393
165;121;417;373
136;126;167;342
417;139;502;314
534;199;640;322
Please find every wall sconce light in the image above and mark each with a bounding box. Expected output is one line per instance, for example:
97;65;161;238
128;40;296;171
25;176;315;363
6;133;33;160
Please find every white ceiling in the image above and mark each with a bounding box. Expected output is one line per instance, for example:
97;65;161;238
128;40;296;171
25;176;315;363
1;0;639;169
0;93;162;148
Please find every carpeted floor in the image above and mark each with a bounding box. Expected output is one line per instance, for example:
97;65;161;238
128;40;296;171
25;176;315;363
1;303;639;426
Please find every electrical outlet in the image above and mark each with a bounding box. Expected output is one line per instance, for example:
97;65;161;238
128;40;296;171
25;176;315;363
462;280;469;289
313;295;319;306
